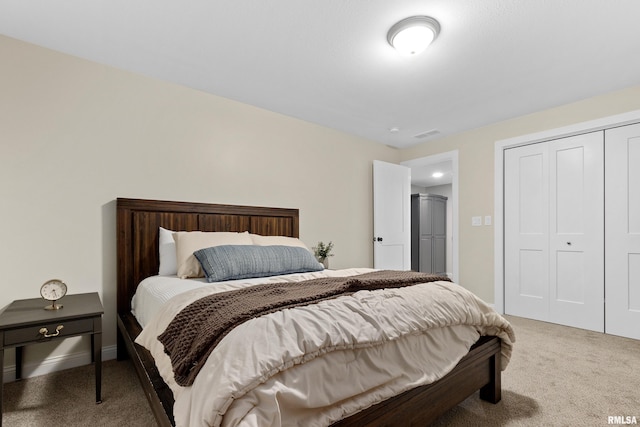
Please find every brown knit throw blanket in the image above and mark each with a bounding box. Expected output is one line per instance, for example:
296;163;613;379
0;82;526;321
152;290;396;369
158;270;450;386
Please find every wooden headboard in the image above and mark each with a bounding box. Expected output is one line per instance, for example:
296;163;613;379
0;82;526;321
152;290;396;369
116;198;299;315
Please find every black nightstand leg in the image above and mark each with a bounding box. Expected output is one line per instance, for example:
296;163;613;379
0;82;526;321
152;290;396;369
15;347;22;380
93;320;102;404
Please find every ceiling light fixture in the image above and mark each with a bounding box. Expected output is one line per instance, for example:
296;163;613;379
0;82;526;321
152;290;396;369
432;172;444;178
387;16;440;55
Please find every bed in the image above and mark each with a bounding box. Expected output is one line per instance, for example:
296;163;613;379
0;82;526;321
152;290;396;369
116;197;513;426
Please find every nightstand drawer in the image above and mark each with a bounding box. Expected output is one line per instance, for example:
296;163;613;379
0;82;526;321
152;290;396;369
3;318;94;346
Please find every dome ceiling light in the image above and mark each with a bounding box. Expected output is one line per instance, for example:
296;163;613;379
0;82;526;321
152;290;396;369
387;16;441;55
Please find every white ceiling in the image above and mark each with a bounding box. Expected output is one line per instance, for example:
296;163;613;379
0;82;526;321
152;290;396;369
411;161;453;188
2;1;640;149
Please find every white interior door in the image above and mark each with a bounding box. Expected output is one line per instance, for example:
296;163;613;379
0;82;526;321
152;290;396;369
605;123;640;340
504;132;604;332
373;160;410;270
504;142;550;321
548;132;604;332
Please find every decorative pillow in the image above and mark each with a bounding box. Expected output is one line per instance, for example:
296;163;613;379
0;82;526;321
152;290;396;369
249;234;311;251
194;245;324;283
158;227;178;276
174;231;253;279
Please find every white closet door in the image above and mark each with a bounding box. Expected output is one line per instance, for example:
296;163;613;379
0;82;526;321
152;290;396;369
504;132;604;332
548;132;604;332
504;143;550;321
605;123;640;340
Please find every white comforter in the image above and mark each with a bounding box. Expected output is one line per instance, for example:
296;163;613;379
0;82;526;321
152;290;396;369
135;268;514;427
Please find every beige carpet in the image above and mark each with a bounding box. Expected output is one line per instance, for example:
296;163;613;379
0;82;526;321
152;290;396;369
3;315;639;426
3;358;155;426
432;315;640;427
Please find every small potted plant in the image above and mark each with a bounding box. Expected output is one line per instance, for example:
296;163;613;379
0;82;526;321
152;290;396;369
313;241;334;268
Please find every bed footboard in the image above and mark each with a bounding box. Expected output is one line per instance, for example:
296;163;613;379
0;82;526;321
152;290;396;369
119;312;500;427
331;335;501;426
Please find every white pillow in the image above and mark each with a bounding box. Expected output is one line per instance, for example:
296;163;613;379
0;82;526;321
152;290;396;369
249;234;311;251
158;227;178;276
174;231;253;279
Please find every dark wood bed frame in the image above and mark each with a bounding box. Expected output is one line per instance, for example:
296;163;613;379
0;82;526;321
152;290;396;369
116;197;502;426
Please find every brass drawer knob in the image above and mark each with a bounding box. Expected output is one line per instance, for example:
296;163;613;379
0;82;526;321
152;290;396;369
39;325;64;338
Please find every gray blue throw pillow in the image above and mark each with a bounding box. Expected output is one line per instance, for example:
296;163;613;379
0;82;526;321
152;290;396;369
194;245;324;282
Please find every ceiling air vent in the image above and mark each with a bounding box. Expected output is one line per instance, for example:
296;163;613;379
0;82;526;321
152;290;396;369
413;129;440;139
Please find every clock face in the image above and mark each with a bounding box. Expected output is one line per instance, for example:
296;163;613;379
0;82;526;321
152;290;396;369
40;279;68;301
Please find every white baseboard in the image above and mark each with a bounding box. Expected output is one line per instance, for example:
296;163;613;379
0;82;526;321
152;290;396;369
3;345;117;383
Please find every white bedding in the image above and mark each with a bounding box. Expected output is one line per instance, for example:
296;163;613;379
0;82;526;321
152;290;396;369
134;268;514;427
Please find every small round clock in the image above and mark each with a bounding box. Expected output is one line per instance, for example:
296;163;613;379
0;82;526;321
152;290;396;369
40;279;67;310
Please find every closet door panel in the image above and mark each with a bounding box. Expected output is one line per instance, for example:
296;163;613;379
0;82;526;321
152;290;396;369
555;251;585;303
432;199;446;236
554;147;585;233
420;198;432;236
504;143;549;321
518;249;546;298
548;132;604;332
605;123;640;340
420;237;433;273
433;237;446;275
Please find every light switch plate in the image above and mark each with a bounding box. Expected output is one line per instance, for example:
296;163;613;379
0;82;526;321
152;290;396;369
484;215;492;226
472;216;482;226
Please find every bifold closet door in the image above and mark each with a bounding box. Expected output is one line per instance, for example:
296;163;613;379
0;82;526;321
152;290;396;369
504;132;604;332
505;143;550;322
548;133;604;332
605;123;640;340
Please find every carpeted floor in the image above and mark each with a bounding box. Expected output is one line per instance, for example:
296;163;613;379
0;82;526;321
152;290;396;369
3;357;156;426
3;315;639;426
432;315;640;427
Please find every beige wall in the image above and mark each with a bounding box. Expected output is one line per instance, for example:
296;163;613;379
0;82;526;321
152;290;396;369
0;36;399;365
4;32;640;370
400;84;640;302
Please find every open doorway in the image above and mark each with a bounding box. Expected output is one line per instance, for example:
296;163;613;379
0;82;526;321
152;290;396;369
402;151;458;283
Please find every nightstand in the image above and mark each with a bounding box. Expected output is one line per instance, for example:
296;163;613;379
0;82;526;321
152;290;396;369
0;292;103;426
